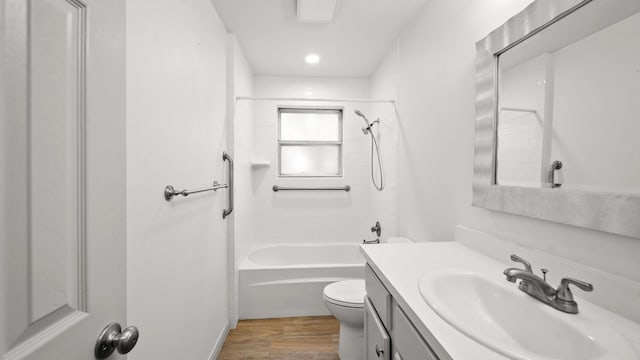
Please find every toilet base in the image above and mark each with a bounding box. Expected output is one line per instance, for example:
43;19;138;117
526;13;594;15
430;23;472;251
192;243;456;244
338;323;364;360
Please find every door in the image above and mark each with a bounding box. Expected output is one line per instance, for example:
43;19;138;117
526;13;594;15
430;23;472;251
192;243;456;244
2;0;130;358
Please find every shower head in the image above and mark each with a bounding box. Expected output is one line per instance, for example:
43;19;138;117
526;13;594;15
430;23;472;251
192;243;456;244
355;109;371;134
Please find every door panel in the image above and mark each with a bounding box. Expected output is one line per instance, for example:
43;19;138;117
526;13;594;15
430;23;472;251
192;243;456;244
30;0;85;323
2;0;127;358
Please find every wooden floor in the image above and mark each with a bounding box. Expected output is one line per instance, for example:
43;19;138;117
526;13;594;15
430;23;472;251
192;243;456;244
218;316;340;360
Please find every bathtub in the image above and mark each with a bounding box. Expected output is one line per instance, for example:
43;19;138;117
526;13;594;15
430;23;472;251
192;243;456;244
239;243;366;319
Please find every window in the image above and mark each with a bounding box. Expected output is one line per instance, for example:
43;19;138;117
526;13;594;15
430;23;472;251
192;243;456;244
278;108;342;177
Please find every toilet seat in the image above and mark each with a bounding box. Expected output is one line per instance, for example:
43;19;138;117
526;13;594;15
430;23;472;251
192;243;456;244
323;280;365;308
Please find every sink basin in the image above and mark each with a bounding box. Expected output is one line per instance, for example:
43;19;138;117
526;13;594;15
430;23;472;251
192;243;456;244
419;270;637;360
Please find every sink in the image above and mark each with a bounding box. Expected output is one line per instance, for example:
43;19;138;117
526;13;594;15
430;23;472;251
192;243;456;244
419;270;637;360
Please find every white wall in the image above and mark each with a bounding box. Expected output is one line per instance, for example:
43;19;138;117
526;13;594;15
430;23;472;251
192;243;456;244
252;77;371;248
372;0;640;291
233;76;399;258
126;0;230;359
370;49;401;241
227;34;254;327
0;2;7;351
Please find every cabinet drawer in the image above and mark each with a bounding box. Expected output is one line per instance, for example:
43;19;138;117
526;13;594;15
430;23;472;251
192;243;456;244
392;304;438;360
366;264;391;329
365;296;390;360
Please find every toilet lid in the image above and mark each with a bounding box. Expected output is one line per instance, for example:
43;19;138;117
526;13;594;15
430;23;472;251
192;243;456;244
323;280;366;308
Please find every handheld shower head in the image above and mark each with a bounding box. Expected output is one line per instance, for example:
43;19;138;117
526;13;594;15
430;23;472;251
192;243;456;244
355;109;371;133
355;109;385;191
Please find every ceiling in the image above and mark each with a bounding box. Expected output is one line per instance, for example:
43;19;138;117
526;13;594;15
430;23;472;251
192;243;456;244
211;0;428;78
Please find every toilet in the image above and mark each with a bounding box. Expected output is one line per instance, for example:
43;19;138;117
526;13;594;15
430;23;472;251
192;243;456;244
323;279;366;360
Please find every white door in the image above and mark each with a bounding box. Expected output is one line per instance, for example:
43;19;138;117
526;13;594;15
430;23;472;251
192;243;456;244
1;0;131;359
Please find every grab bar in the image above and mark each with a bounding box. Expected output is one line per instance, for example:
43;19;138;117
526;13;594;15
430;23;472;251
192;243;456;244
164;181;228;201
222;151;234;219
272;185;351;192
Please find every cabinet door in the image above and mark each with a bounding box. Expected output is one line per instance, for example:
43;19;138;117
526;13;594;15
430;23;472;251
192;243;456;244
365;297;390;360
392;304;439;360
366;265;392;329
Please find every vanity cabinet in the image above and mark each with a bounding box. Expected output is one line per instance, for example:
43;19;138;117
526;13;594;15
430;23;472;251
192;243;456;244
365;264;440;360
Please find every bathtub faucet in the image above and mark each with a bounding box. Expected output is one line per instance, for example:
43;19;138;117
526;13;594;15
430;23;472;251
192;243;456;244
362;239;380;244
371;221;381;237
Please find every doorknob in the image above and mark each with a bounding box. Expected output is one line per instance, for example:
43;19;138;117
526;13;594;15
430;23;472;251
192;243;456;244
95;322;139;359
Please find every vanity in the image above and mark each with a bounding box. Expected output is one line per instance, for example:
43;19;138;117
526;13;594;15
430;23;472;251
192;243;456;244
360;230;640;360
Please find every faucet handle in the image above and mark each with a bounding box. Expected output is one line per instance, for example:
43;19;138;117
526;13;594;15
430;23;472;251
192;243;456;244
509;254;533;273
556;278;594;302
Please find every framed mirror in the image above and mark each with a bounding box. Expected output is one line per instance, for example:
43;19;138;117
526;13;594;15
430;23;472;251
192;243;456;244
473;0;640;238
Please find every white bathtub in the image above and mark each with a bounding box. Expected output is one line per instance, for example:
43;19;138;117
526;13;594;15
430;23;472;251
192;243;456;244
239;243;366;319
245;243;365;268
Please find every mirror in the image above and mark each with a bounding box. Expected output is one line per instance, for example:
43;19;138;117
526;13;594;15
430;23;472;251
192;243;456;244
474;0;640;238
495;1;640;194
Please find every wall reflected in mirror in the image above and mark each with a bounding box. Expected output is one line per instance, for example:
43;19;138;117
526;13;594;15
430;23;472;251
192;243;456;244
496;1;640;195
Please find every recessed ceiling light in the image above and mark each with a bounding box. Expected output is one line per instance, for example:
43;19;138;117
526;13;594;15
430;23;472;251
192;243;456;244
305;53;320;65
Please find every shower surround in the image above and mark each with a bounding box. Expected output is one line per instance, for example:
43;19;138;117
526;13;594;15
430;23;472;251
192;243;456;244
231;76;399;319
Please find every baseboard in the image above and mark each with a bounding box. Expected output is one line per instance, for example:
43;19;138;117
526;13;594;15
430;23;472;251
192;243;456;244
208;321;230;360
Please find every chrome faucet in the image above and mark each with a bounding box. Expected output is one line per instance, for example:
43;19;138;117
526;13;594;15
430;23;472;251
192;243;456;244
371;221;381;237
503;254;593;314
363;221;382;244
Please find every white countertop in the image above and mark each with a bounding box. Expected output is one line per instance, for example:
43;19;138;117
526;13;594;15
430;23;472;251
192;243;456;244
360;242;640;360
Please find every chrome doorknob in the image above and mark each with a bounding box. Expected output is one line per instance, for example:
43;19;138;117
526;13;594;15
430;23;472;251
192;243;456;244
95;322;139;359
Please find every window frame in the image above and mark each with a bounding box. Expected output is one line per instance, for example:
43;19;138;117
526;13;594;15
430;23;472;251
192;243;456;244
277;107;344;178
